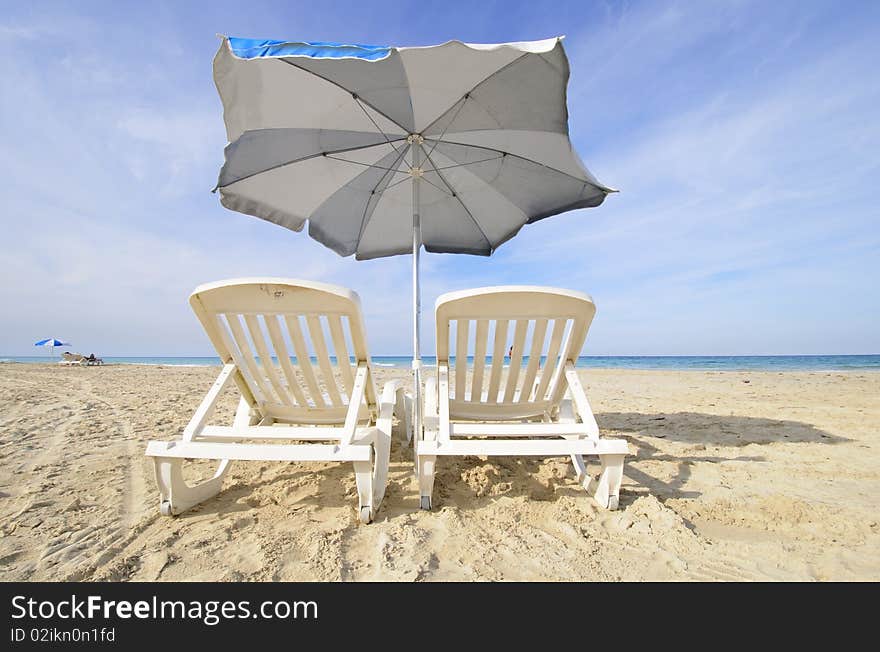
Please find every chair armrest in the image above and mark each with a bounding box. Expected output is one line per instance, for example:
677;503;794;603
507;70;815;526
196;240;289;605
378;379;412;443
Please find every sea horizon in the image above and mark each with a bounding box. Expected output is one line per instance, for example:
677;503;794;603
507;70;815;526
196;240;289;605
3;354;879;372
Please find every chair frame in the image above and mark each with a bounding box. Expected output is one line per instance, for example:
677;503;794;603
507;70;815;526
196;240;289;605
145;278;410;523
59;352;86;366
416;286;628;510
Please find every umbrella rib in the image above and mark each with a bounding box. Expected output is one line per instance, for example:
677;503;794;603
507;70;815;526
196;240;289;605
421;149;492;250
353;96;410;167
421;146;532;234
278;59;410;134
216;139;405;190
420;175;454;196
423;137;614;193
424;95;468;160
355;145;412;244
324;154;409;173
419;52;530;135
430;155;505;171
378;173;414;193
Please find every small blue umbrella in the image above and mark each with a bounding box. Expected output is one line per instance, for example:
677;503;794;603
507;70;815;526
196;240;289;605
34;338;70;357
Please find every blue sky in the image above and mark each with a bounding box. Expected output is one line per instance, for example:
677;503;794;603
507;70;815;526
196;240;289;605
1;0;878;356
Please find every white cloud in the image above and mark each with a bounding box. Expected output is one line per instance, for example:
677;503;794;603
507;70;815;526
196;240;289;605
116;107;224;197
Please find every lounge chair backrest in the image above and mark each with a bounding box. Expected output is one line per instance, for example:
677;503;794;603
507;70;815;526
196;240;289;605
435;286;596;420
190;278;376;424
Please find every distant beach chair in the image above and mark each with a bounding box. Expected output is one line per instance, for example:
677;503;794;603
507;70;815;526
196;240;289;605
145;278;411;523
85;353;104;365
416;286;629;510
59;352;85;366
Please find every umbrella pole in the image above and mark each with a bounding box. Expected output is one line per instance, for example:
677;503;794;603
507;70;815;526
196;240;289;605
411;140;423;444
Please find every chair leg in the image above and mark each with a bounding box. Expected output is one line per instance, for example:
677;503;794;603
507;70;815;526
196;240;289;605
588;453;625;510
570;453;588;484
417;455;436;510
353;459;375;524
413;438;420;479
396;391;413;445
152;457;232;516
417;373;437;506
370;425;392;513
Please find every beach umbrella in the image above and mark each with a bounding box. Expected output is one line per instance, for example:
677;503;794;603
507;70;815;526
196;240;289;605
212;36;615;436
34;338;70;357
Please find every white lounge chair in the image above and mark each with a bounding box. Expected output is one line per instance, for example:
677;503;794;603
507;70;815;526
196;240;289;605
145;278;411;523
416;286;629;510
59;352;85;366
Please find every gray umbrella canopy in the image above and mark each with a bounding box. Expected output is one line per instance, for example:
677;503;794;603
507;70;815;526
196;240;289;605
212;36;615;435
213;36;614;259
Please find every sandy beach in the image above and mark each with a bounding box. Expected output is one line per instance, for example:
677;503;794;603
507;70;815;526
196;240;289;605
0;362;877;581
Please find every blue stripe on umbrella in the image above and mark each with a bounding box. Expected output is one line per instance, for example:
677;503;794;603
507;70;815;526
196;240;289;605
227;37;392;61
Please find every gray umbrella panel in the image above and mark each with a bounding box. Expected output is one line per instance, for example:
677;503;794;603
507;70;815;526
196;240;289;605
213;36;614;260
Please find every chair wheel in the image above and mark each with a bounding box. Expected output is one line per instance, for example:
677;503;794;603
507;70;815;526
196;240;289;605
420;496;432;511
359;507;373;524
160;501;173;517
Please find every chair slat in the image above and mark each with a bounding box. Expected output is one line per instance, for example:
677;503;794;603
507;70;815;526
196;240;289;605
471;319;488;403
519;318;548;402
264;315;308;406
503;320;529;402
306;315;343;406
535;319;567;401
243;315;294;407
328;315;355;398
548;320;578;407
284;315;326;407
226;314;275;403
214;315;266;404
454;319;468;402
487;319;509;403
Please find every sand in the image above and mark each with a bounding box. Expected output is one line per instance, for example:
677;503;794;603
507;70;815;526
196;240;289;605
0;362;877;581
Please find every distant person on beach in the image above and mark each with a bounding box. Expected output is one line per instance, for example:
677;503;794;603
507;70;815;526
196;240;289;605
508;345;513;358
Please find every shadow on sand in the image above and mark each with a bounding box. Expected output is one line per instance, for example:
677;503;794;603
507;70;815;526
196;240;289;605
173;412;846;518
420;411;847;510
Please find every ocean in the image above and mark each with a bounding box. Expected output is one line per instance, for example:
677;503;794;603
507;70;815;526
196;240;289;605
2;355;878;371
